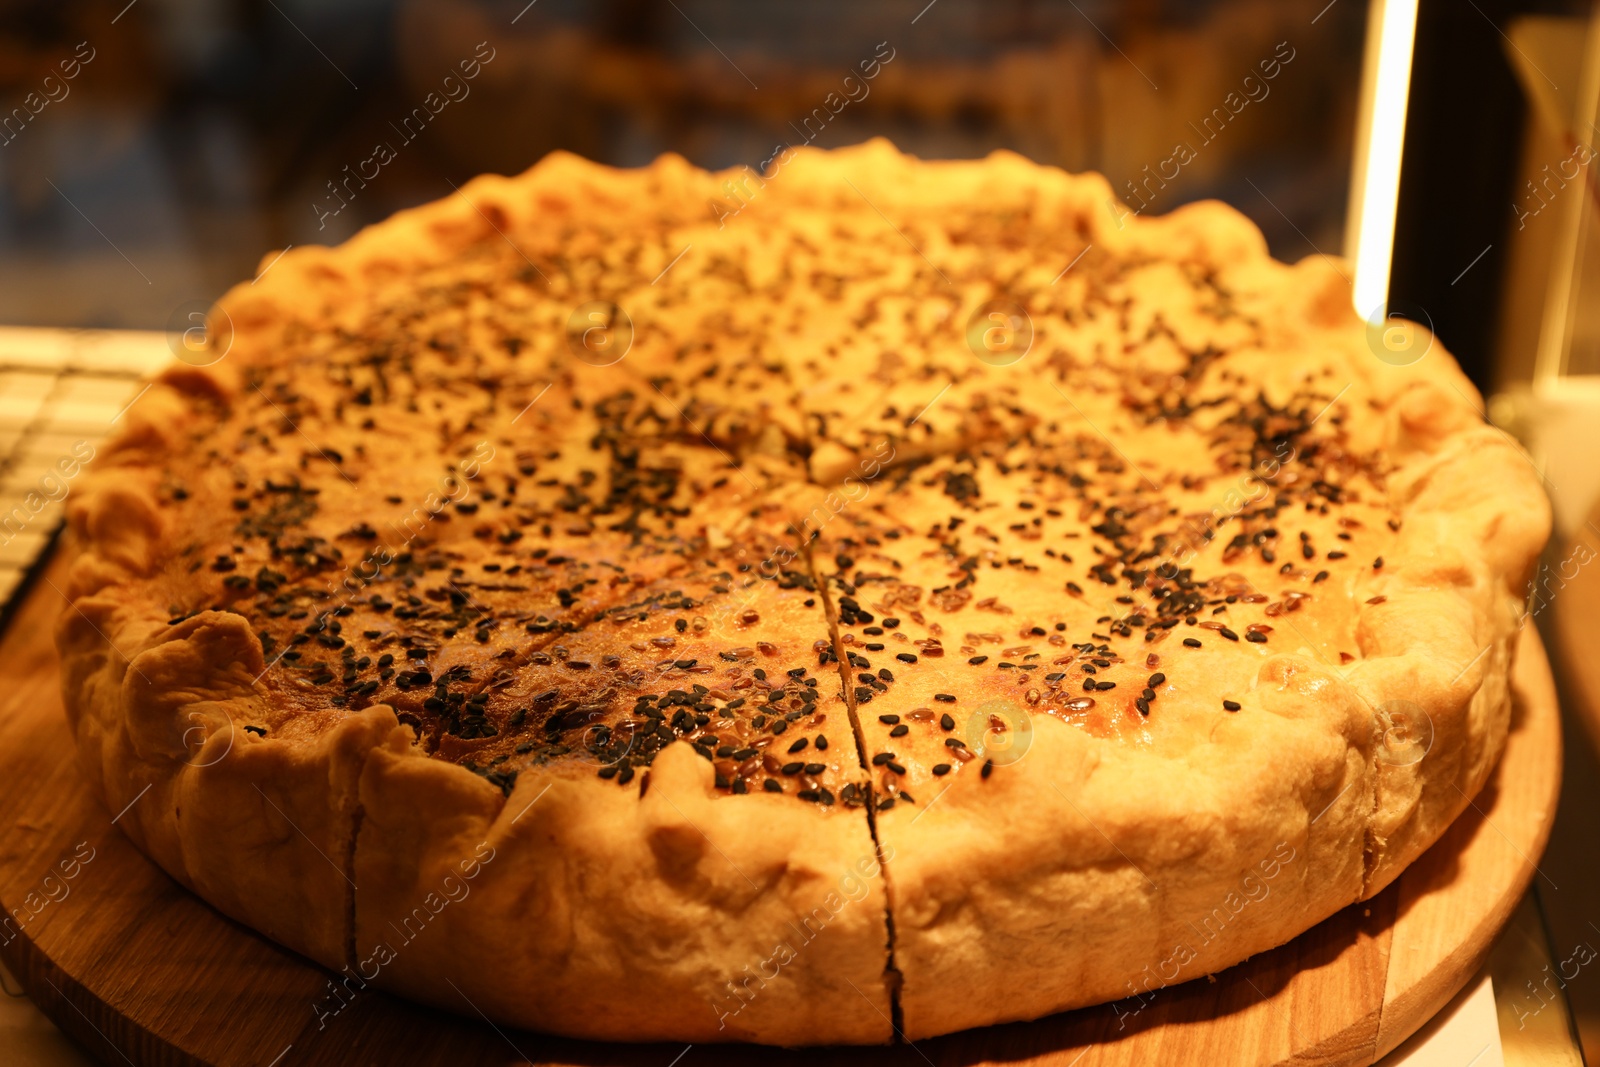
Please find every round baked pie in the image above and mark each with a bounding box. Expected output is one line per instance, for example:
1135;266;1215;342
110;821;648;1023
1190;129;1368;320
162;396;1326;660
56;140;1548;1045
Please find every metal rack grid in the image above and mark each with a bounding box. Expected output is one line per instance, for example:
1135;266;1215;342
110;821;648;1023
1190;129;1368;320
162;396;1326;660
0;327;170;616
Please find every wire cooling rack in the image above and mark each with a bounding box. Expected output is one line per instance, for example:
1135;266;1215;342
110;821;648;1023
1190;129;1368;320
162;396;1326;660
0;327;169;625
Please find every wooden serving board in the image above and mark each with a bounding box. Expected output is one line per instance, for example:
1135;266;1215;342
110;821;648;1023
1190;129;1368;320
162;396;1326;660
0;550;1562;1067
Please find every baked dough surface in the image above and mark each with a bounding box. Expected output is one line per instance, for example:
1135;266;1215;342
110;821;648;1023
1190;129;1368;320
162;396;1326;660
55;140;1548;1044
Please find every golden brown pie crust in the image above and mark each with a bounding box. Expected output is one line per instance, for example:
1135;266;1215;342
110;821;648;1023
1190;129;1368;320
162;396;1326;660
56;140;1548;1044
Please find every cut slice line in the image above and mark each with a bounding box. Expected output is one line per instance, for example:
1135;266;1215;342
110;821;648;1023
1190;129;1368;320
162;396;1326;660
802;536;907;1037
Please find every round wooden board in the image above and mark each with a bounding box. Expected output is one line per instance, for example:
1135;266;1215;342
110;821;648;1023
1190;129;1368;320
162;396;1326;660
0;555;1562;1067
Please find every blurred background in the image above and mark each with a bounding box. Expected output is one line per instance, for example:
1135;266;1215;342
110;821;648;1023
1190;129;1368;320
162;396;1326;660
0;0;1372;328
3;0;1596;394
5;0;1597;388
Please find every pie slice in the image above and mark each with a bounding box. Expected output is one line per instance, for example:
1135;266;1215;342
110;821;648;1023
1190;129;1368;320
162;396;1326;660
351;537;893;1043
809;438;1382;1035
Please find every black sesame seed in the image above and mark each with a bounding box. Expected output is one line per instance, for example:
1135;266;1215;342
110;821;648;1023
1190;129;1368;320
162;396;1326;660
788;738;808;754
764;778;783;793
1149;672;1165;686
934;693;956;703
1223;700;1242;711
939;713;955;731
889;724;909;737
1183;638;1202;648
932;764;952;776
782;762;804;775
1246;631;1267;644
981;759;994;779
